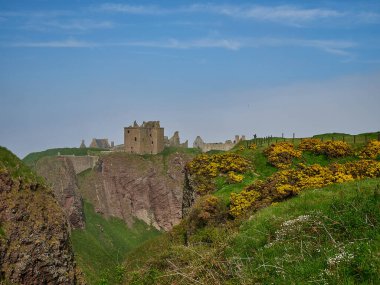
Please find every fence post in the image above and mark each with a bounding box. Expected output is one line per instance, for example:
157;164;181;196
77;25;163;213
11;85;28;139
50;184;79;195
378;132;380;141
343;136;345;142
292;133;295;144
321;137;324;142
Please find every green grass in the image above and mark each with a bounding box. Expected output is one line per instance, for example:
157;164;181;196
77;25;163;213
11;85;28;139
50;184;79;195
0;146;43;185
160;146;201;158
71;201;160;285
123;178;380;285
229;178;380;284
23;147;106;168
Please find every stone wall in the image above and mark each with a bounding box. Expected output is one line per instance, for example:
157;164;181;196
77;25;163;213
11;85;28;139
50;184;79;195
193;135;245;152
58;155;98;174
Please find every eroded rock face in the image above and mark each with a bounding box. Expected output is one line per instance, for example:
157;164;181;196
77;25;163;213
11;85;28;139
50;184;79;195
35;157;85;229
0;169;82;284
80;152;194;231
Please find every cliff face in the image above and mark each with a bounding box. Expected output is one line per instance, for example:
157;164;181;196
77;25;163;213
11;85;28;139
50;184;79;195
0;148;82;284
79;152;194;231
181;169;199;217
35;157;85;229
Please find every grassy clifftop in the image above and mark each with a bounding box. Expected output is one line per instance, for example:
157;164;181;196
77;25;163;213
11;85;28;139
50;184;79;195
124;178;380;284
23;147;106;168
122;138;380;284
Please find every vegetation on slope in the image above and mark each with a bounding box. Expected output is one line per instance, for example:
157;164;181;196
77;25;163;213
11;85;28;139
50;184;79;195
0;146;44;185
23;147;106;168
71;201;160;285
122;137;380;284
123;178;380;285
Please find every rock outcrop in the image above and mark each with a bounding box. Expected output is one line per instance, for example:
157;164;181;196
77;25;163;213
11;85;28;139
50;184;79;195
0;148;82;284
35;157;85;229
79;152;194;231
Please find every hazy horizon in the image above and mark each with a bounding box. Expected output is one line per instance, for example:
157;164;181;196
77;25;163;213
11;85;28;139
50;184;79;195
1;0;380;158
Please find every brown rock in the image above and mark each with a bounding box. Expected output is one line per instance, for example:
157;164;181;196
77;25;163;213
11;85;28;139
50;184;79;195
79;152;194;231
0;169;83;284
35;157;85;229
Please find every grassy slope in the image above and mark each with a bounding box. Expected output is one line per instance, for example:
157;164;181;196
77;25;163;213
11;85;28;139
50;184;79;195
22;147;106;168
71;201;160;285
124;178;380;285
0;146;43;184
122;136;380;284
229;178;380;284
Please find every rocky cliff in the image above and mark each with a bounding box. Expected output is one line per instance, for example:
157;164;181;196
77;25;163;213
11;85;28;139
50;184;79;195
0;147;82;284
79;152;194;231
35;157;85;229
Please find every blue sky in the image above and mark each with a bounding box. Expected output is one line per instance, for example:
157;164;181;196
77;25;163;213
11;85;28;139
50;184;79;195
0;0;380;157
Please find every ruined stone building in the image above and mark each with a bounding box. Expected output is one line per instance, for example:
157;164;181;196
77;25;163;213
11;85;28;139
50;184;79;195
79;140;86;148
164;131;188;148
193;135;245;152
124;121;164;154
89;138;112;149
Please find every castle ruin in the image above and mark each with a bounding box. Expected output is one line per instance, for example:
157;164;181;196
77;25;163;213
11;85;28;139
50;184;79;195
164;131;188;148
124;121;165;154
89;138;113;149
193;135;245;152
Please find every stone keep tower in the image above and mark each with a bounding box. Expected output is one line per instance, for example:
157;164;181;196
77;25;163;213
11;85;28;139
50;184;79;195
124;121;164;154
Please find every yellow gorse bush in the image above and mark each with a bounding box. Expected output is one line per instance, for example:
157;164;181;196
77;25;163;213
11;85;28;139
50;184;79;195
321;141;352;158
359;140;380;159
298;138;323;152
249;143;257;150
264;142;302;169
230;159;380;217
230;189;260;217
299;138;352;158
187;153;249;178
228;171;244;183
186;153;250;194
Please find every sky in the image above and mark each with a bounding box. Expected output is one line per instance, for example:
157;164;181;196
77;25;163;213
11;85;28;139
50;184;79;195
0;0;380;158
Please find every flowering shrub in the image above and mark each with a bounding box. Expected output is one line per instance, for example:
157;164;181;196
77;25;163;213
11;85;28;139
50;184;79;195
249;143;257;150
298;138;323;152
230;188;260;217
187;153;249;178
186;153;250;194
359;140;380;159
186;195;227;230
264;142;302;169
239;146;245;151
227;171;244;183
229;160;380;217
299;139;352;158
321;141;352;158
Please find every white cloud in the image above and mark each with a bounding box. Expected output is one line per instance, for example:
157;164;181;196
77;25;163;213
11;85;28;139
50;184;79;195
118;37;355;55
189;4;343;23
2;37;355;56
99;3;169;15
118;38;242;50
8;39;96;48
23;19;114;32
99;3;344;24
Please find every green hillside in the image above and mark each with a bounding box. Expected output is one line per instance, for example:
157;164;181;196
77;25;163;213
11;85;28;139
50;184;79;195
122;137;380;284
71;201;160;285
123;178;380;285
23;147;107;168
0;146;43;184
